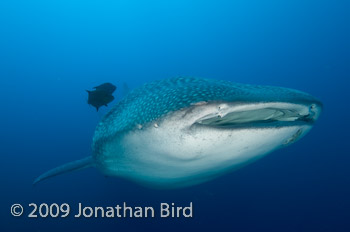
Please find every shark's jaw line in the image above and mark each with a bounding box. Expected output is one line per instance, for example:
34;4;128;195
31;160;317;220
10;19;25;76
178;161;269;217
194;102;319;129
98;101;321;188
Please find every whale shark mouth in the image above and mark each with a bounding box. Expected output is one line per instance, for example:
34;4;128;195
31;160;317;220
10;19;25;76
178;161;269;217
195;103;319;128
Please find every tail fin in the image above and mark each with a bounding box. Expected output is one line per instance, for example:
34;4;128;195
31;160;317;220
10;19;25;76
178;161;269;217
33;156;94;185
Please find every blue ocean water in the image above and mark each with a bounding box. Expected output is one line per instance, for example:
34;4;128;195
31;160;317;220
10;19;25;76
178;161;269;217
0;0;349;231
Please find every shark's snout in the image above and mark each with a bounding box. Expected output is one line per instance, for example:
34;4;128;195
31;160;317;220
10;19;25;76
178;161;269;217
308;102;322;122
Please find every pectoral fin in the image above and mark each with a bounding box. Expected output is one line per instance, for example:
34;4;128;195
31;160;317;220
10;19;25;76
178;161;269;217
33;156;94;185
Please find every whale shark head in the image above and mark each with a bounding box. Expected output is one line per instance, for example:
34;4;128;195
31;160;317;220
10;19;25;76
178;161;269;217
91;77;322;188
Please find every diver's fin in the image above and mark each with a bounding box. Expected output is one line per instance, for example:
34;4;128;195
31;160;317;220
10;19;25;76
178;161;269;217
33;156;93;185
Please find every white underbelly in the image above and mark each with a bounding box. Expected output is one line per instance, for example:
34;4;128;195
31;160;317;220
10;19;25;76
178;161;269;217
96;124;311;188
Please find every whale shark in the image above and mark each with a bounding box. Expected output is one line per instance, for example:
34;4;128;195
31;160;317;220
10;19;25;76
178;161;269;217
34;77;322;188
